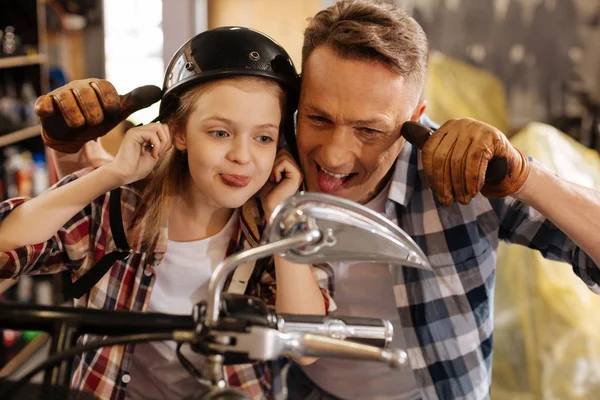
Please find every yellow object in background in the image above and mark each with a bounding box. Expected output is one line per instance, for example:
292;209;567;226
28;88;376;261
492;123;600;400
423;51;511;135
422;49;600;398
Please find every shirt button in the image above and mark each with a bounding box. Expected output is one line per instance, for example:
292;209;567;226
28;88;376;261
144;267;153;277
121;373;131;384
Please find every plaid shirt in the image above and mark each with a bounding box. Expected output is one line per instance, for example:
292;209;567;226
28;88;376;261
280;140;600;400
0;168;333;400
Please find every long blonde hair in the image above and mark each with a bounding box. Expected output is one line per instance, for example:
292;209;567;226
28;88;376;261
128;77;285;248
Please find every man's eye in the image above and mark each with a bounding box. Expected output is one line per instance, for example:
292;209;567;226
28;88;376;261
360;127;380;135
210;130;229;138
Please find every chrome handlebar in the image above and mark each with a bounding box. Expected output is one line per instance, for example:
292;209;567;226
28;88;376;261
206;326;407;368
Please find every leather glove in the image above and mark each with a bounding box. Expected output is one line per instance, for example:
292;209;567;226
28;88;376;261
34;78;162;153
401;118;530;205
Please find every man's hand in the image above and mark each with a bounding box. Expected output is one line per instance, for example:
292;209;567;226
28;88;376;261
402;118;530;205
34;79;162;154
52;139;116;178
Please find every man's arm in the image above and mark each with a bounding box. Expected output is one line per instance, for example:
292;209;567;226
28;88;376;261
51;139;115;179
403;117;600;283
514;162;600;266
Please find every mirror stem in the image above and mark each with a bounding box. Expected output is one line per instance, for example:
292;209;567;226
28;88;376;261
205;229;321;326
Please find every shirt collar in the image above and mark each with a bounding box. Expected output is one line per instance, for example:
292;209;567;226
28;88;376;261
387;114;436;207
387;141;420;207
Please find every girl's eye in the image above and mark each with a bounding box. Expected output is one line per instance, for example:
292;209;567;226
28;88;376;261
211;130;229;138
256;135;274;144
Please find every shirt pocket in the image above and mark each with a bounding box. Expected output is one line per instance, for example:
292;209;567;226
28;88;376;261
427;236;493;271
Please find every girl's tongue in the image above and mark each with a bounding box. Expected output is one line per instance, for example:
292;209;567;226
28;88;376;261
317;168;347;193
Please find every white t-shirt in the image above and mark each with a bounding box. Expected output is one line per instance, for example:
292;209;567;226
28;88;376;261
126;210;239;400
301;181;421;400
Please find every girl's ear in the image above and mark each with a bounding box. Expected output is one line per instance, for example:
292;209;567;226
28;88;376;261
173;127;187;151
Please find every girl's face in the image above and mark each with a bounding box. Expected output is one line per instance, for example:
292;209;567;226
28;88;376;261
174;78;282;210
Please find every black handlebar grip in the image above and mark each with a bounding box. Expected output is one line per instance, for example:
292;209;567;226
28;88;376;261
117;85;163;121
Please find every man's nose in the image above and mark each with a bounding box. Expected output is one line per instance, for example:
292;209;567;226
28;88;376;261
319;127;353;167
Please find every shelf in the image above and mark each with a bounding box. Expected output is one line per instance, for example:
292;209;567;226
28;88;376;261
0;125;42;148
0;333;50;378
0;279;18;296
0;54;46;69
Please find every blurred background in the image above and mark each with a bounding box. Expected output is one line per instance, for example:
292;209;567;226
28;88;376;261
1;1;600;399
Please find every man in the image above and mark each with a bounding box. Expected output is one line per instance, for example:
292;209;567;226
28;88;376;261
35;1;600;399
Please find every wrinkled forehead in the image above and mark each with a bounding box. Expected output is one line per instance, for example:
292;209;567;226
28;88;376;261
299;47;418;122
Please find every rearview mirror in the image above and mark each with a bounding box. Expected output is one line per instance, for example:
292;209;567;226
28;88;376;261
206;192;430;325
265;192;430;269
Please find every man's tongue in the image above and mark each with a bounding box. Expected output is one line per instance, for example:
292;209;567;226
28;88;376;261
318;169;346;193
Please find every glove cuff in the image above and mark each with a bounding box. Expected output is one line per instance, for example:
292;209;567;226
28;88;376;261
481;147;530;198
42;129;87;154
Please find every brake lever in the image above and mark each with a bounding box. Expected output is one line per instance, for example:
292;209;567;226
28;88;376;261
206;327;408;369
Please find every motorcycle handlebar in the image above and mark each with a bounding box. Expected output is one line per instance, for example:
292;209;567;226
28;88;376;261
0;301;393;349
206;327;407;369
0;301;193;336
0;301;408;400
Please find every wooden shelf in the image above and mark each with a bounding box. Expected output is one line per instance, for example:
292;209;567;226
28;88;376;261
0;54;46;69
0;333;50;378
0;0;57;384
0;125;42;148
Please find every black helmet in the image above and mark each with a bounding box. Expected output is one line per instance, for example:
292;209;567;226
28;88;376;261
158;27;300;159
160;26;299;112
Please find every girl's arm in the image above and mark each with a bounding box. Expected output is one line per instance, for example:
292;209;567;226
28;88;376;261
262;150;327;365
0;123;171;252
0;165;122;251
274;256;326;316
262;150;327;315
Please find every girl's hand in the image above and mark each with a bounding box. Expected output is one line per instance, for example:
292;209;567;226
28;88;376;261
109;123;172;185
261;149;304;218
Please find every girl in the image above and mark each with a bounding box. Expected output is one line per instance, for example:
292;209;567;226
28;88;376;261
0;27;329;400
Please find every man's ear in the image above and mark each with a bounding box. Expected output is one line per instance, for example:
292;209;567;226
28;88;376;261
173;128;187;151
410;100;427;122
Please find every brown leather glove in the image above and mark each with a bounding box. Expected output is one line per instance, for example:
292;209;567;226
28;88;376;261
401;118;530;205
34;79;162;153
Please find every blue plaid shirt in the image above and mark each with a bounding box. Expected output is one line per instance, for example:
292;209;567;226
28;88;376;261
273;130;600;399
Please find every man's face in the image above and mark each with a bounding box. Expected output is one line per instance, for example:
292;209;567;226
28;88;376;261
296;45;426;203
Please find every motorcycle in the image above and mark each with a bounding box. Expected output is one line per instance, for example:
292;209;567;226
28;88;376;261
0;192;431;399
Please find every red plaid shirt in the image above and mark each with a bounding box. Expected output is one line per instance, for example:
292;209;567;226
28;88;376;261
0;168;333;400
